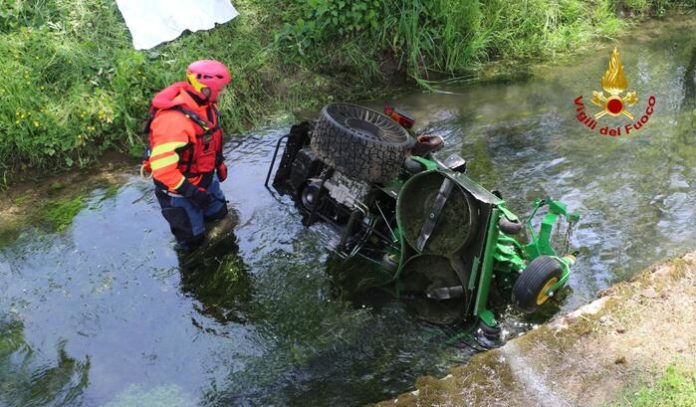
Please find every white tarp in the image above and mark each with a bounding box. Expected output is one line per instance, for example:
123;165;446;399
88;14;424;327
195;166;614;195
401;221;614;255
115;0;239;50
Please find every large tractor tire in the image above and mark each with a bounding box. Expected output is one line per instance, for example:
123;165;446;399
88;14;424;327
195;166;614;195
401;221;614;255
310;103;415;183
512;256;563;313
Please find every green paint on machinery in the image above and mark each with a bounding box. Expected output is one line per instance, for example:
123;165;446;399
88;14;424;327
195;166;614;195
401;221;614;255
392;169;579;329
267;103;580;339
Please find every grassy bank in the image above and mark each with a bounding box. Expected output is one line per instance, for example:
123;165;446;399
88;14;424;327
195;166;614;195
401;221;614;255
612;365;696;407
0;0;694;181
376;252;696;406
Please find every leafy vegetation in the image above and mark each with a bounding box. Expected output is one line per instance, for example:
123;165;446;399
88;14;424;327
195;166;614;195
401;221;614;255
276;0;695;79
0;0;694;179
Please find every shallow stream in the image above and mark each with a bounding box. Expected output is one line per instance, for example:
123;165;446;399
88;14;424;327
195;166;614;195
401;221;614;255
1;15;695;407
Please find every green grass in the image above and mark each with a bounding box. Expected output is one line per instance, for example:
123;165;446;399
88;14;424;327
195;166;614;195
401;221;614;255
0;0;694;180
611;365;696;407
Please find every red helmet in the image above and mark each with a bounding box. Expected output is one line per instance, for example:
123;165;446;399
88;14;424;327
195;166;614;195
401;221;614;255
186;60;231;102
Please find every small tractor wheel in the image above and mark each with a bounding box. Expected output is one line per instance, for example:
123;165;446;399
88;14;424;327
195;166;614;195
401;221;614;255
299;181;324;211
498;217;523;235
512;256;563;313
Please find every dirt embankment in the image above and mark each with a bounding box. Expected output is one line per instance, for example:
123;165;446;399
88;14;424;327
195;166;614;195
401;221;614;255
377;253;696;407
0;152;133;244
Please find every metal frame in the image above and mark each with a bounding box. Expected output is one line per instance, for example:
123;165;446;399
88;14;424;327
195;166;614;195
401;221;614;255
264;134;289;189
471;197;579;328
473;208;502;327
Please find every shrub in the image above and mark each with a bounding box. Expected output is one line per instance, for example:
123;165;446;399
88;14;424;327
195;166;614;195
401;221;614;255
0;0;693;179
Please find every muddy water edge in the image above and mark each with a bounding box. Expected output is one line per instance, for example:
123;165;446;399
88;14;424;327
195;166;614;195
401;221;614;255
2;14;696;407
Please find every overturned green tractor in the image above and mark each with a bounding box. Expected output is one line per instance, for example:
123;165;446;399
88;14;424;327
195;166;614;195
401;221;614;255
267;103;579;342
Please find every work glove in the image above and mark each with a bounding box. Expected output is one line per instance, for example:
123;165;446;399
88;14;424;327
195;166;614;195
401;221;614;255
217;163;228;182
177;181;212;209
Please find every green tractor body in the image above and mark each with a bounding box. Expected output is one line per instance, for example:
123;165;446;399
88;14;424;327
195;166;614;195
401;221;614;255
266;103;579;336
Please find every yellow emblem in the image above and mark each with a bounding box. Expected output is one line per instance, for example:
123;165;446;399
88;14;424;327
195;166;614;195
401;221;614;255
591;48;638;120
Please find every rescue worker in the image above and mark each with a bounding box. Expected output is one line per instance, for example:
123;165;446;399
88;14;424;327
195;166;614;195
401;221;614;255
145;60;232;252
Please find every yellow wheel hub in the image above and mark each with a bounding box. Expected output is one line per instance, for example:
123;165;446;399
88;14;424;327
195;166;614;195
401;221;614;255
536;277;559;305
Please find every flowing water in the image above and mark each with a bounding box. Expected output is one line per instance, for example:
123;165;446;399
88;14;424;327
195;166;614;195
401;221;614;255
2;15;696;407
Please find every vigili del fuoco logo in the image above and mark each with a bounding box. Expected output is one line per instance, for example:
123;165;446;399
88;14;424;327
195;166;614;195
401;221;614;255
574;48;656;136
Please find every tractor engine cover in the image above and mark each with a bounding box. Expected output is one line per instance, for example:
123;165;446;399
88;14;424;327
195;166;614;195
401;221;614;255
323;171;371;210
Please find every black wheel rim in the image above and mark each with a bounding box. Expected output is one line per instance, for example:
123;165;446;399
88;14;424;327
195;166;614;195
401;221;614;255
300;183;320;210
326;103;410;144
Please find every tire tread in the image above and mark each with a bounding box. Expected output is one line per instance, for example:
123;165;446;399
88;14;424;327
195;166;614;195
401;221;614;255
310;104;414;183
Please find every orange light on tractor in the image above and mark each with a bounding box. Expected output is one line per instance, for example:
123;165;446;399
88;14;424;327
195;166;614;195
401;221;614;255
384;105;415;129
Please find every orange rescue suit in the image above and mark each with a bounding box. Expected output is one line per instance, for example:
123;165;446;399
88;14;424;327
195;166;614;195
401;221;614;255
147;82;224;192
